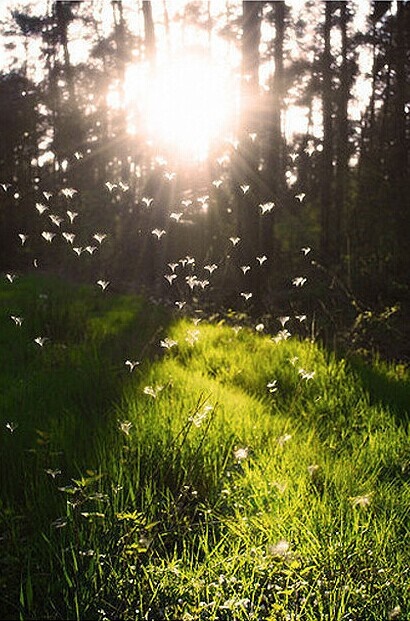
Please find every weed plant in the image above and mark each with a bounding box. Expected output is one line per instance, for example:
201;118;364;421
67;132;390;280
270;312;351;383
0;275;409;620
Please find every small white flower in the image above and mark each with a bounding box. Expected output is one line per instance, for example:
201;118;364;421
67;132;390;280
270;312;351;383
268;539;290;557
233;447;249;461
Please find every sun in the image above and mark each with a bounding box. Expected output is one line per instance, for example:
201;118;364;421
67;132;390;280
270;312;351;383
125;50;238;163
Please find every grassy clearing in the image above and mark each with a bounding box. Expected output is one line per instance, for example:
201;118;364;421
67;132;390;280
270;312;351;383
0;275;409;620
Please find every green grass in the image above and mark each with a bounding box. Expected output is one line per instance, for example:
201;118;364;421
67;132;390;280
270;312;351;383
0;275;409;620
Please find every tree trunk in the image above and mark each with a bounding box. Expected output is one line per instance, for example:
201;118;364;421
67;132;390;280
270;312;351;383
320;1;333;261
334;1;349;266
142;1;156;69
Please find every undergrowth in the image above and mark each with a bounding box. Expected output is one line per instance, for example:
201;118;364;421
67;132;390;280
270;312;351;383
0;275;409;620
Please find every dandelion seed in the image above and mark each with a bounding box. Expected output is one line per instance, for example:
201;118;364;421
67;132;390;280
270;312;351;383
45;468;62;478
143;385;163;398
33;258;38;268
93;233;107;244
119;420;133;435
192;317;202;326
240;184;250;194
229;236;241;246
267;379;278;393
191;404;213;427
259;201;275;214
36;202;49;215
43;191;52;201
232;325;243;335
160;337;177;349
41;231;55;242
34;336;48;347
10;315;23;326
181;198;192;207
125;360;140;372
350;493;372;508
5;273;17;283
186;275;198;290
152;228;166;239
164;171;176;181
141;196;153;207
212;179;223;188
289;356;299;366
1;182;11;191
74;151;83;160
168;262;179;272
256;255;267;265
240;292;252;301
170;212;183;222
73;246;83;256
278;433;292;446
49;214;63;227
307;464;320;476
119;181;129;192
85;245;98;255
305;143;315;156
278;316;290;328
295;314;307;322
301;246;311;255
105;181;117;192
6;421;18;433
240;265;251;274
234;447;249;461
295;193;306;202
175;301;186;310
272;329;291;343
164;274;177;285
204;263;218;274
18;233;28;245
249;132;257;142
51;517;67;529
97;280;110;291
289;153;298;163
60;187;77;198
298;368;315;380
255;323;264;332
62;232;75;244
185;329;200;345
292;276;307;287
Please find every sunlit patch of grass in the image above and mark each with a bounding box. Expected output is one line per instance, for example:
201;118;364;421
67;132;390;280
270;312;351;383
0;276;409;620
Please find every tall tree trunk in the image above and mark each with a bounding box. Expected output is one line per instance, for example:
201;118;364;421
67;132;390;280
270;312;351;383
334;1;349;266
270;0;285;192
320;1;333;261
142;1;156;69
392;0;409;278
241;1;262;135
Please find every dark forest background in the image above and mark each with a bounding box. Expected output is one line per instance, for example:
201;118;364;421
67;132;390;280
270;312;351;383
0;0;409;360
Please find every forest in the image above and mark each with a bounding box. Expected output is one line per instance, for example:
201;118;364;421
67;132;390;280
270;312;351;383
0;0;408;360
0;2;410;620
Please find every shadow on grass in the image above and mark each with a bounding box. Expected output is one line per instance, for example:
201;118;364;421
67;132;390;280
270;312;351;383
350;356;410;429
0;274;173;505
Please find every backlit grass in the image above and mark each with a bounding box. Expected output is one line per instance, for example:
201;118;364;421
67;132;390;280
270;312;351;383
0;275;409;620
